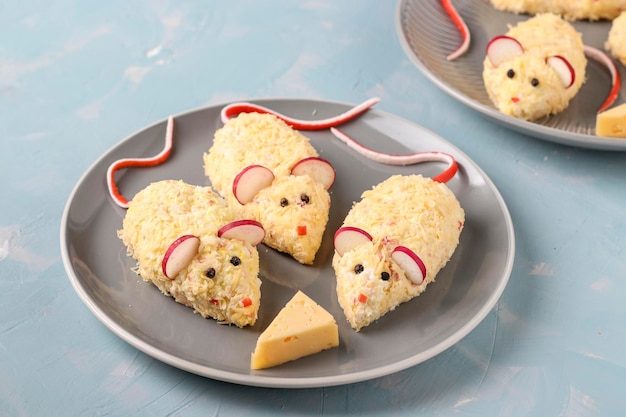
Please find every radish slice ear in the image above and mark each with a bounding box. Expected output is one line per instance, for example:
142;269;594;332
486;35;523;67
162;235;201;279
546;55;575;88
291;157;336;189
334;226;373;256
218;220;265;246
391;246;427;285
232;165;275;204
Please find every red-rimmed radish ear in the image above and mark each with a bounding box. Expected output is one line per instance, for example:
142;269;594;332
218;220;265;246
291;157;336;189
162;235;201;279
486;35;523;67
546;55;575;88
391;246;427;285
232;165;275;204
334;226;373;256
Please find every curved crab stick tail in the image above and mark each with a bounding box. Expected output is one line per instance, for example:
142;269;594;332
330;127;459;183
220;97;380;130
441;0;471;61
106;115;175;208
584;45;621;113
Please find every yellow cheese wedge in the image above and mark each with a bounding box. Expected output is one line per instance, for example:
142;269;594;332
596;103;626;138
250;291;339;370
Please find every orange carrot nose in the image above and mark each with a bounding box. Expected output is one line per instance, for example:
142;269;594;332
511;97;520;103
297;225;307;236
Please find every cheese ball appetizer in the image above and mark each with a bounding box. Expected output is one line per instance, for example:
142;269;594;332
483;14;587;120
118;180;265;328
204;113;334;265
332;175;464;331
489;0;625;21
606;11;626;66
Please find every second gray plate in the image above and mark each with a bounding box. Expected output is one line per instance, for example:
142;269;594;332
397;0;626;150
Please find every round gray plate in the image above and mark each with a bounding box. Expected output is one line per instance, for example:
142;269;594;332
396;0;626;151
60;98;514;388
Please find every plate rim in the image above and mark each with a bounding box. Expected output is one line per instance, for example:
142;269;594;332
395;0;626;151
60;96;515;388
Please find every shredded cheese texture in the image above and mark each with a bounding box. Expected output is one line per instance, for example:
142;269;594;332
489;0;625;21
204;113;330;265
333;175;465;331
483;14;586;120
118;180;261;327
606;11;626;66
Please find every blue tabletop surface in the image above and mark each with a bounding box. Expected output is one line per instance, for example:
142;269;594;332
2;1;626;415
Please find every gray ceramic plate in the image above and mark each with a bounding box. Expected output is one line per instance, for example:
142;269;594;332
396;0;626;151
60;98;514;388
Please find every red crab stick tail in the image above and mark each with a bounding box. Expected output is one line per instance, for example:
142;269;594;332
441;0;470;61
330;127;458;183
106;115;175;208
220;97;381;130
584;45;621;113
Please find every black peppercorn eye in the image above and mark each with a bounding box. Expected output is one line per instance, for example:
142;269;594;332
230;256;241;266
381;271;390;281
531;78;539;87
354;264;364;274
507;69;515;78
205;268;216;279
300;194;310;204
280;198;289;207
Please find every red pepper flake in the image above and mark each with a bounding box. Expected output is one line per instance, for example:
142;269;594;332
358;293;368;304
458;221;463;230
241;297;253;308
297;225;307;236
211;299;219;306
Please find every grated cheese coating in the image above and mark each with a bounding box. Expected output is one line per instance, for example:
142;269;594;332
606;11;626;66
118;180;261;327
203;113;330;265
332;175;464;331
483;14;587;120
489;0;625;21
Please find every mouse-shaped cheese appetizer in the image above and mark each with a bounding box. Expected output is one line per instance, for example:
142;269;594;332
332;175;464;331
204;112;335;265
482;13;587;120
118;180;265;327
488;0;624;21
606;11;626;66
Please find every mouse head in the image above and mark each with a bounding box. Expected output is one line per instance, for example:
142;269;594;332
331;226;428;328
160;220;265;325
230;157;335;264
484;35;576;120
333;226;427;285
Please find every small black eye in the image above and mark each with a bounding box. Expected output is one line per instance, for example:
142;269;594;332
205;268;216;279
230;256;241;266
507;69;515;79
531;78;539;87
354;264;364;274
280;198;289;207
381;271;390;281
300;194;310;204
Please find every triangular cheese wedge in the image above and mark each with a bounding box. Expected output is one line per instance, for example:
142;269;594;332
250;291;339;370
596;103;626;138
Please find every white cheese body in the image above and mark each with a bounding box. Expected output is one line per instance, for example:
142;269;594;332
332;175;464;331
204;113;330;265
483;14;586;120
489;0;625;21
118;180;261;327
